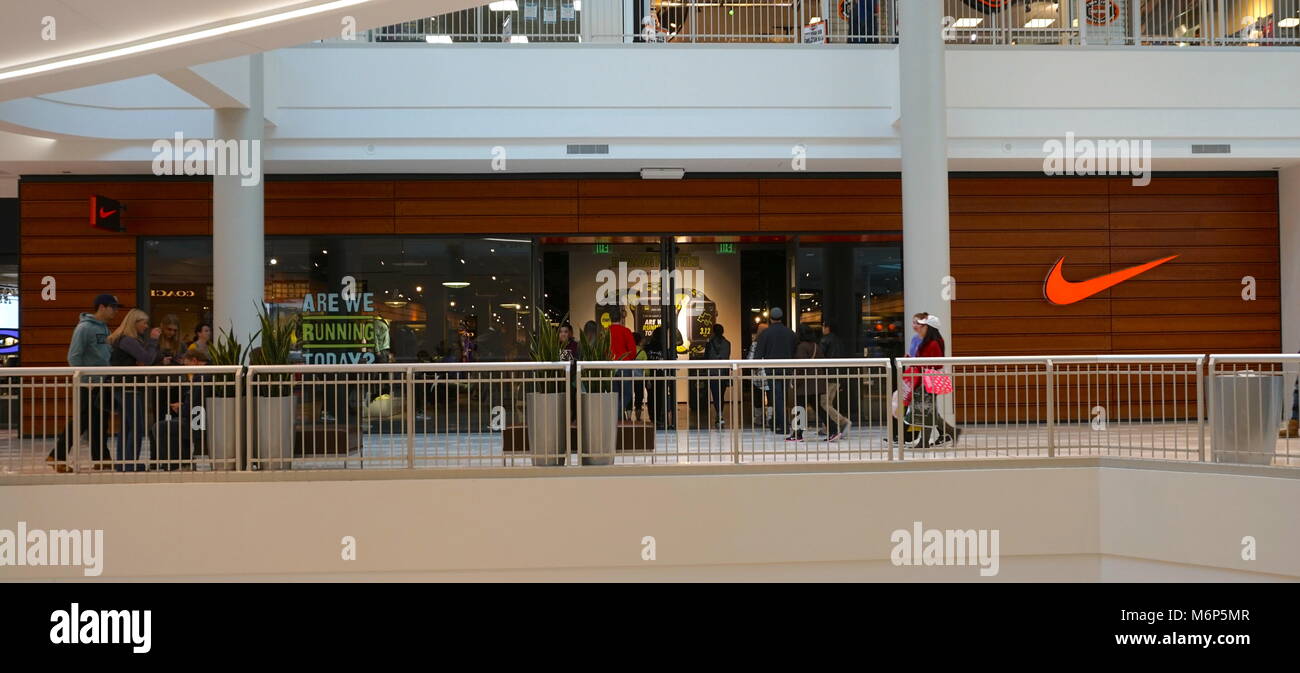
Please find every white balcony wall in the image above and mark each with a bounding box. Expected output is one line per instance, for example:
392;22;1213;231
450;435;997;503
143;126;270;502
1;44;1298;173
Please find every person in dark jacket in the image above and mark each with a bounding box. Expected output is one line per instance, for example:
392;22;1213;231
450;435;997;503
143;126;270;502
754;307;796;433
108;309;160;472
703;324;731;429
47;294;121;472
645;324;681;429
819;322;852;441
558;323;579;363
786;326;821;441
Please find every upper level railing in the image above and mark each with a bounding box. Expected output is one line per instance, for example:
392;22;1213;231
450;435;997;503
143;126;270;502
2;354;1296;479
332;0;1300;46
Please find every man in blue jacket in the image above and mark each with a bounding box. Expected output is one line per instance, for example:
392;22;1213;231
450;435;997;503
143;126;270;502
755;307;796;433
47;294;121;472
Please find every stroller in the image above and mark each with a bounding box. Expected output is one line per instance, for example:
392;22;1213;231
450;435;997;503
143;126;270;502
902;388;951;448
892;369;958;449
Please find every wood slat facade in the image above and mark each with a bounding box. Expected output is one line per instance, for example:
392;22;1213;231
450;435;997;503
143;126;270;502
19;174;1280;374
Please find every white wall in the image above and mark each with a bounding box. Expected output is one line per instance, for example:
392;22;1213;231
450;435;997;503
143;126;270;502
2;45;1299;173
2;462;1296;581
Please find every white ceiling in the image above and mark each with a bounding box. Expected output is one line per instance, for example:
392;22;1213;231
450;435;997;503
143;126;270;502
0;0;487;102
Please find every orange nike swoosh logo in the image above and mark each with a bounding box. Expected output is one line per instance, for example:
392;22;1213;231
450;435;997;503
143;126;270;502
98;208;117;218
1044;255;1178;305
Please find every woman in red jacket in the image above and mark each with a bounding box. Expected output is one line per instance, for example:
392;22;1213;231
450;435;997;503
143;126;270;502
902;315;959;447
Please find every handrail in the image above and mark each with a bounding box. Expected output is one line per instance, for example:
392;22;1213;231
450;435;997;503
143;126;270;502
6;353;1297;477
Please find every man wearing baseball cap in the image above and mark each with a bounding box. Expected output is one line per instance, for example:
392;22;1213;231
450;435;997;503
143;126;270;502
47;294;122;472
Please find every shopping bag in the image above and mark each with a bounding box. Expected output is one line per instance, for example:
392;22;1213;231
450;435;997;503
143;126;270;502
922;368;953;395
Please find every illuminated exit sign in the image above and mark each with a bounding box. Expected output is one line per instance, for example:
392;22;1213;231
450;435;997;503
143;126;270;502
593;243;611;254
717;243;736;254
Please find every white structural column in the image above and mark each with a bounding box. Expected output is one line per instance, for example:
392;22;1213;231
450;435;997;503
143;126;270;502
212;53;265;346
1280;168;1300;402
898;0;952;348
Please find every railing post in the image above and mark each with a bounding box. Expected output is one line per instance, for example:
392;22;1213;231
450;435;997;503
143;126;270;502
730;362;742;464
1129;0;1141;45
1045;359;1055;458
1200;357;1211;463
1077;0;1088;45
1215;0;1225;45
568;361;576;466
885;361;895;461
405;366;416;469
237;366;246;471
70;369;82;473
895;361;905;460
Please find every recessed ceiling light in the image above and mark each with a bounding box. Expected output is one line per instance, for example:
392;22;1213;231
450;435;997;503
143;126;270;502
489;0;519;10
1024;18;1055;28
1280;17;1300;28
443;281;470;289
954;18;983;28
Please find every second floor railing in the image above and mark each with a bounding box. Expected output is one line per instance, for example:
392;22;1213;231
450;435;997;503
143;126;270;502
3;354;1297;477
339;0;1300;46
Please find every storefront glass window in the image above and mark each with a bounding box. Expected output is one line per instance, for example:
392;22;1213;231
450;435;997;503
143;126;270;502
264;236;534;363
140;238;214;342
795;237;904;358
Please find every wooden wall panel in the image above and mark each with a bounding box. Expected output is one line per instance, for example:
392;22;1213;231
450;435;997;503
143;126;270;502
16;180;201;368
946;175;1279;357
19;175;1281;371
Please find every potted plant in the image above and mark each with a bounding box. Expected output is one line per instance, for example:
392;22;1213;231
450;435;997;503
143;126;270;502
204;324;247;470
525;309;568;466
249;303;300;470
577;326;618;466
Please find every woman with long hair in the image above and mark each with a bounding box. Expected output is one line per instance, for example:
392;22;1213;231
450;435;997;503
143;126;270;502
188;322;213;359
902;314;960;447
108;309;160;472
156;314;183;365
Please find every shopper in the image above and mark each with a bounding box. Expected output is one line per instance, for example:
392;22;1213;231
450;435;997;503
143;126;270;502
558;323;578;362
632;332;649;422
154;348;210;470
608;307;638;418
46;294;121;472
819;322;852;442
907;312;929;357
902;314;959;447
187;322;212;359
645;324;680;430
108;309;160;472
558;322;579;421
748;321;771;428
755;307;796;433
786;326;821;442
156;314;183;365
703;324;731;429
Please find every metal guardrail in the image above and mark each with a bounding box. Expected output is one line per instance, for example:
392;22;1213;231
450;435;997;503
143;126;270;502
2;354;1297;477
333;0;1300;46
576;358;893;464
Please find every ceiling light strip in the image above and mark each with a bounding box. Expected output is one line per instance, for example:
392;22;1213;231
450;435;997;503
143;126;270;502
0;0;372;83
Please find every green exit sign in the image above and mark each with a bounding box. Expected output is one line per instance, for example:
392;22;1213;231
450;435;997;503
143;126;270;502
717;243;736;254
593;243;611;254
